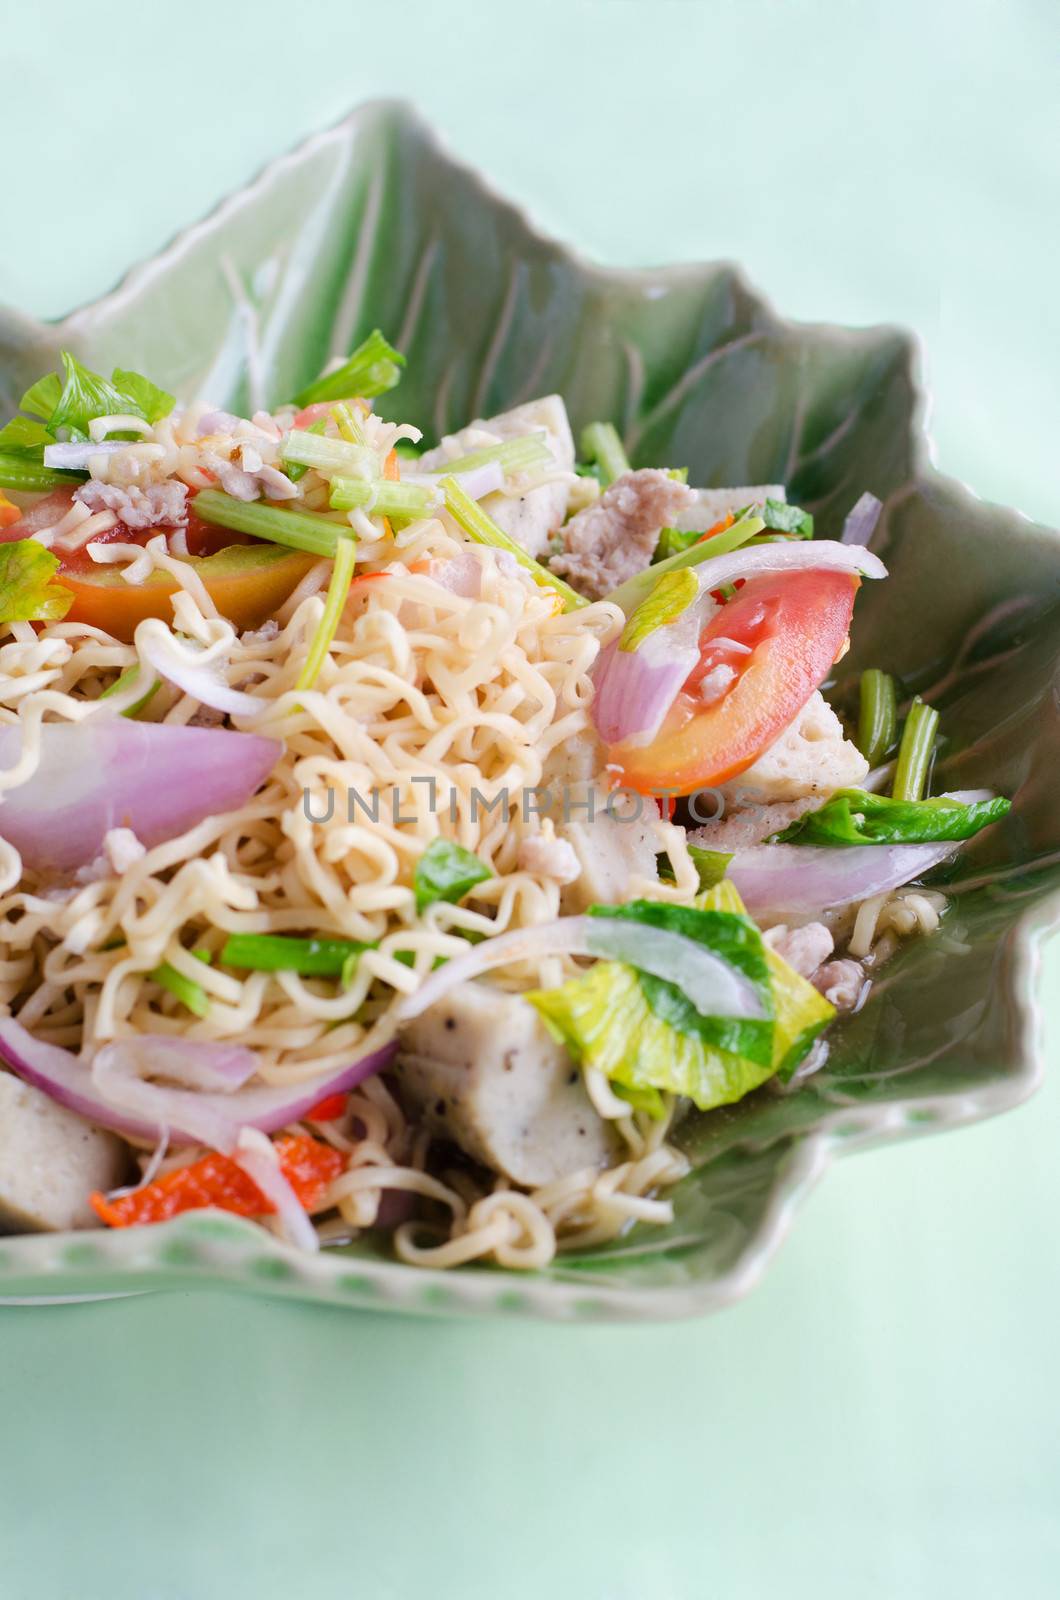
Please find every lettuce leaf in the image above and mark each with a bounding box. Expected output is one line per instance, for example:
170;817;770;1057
589;900;774;1065
618;567;698;652
19;372;62;422
761;497;813;539
527;882;834;1112
773;787;1012;846
414;839;492;913
0;541;74;623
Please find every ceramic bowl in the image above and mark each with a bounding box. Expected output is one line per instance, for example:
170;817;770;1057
1;102;1058;1320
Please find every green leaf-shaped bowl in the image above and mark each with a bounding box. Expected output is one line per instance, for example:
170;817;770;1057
1;102;1057;1321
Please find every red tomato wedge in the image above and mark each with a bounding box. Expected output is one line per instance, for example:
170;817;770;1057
611;567;859;796
1;488;316;640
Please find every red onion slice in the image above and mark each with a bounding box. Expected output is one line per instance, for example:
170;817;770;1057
234;1132;320;1252
0;1016;396;1150
97;1036;258;1093
0;722;281;874
590;632;700;747
392;916;765;1025
726;841;959;917
841;493;883;547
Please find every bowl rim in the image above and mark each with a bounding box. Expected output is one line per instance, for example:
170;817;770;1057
0;99;1056;1321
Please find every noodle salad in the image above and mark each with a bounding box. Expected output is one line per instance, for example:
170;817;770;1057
0;337;1011;1267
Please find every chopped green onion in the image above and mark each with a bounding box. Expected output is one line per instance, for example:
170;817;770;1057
292;329;405;410
297;534;356;691
99;665;161;719
440;475;588;611
857;669;897;766
606;512;764;616
221;932;374;977
193;490;345;558
438;433;551;477
150;960;209;1017
328;477;435;521
282;430;374;479
285;418;326;482
331;402;366;445
580;422;631;486
0;452;85;493
414;839;492;913
892;697;939;802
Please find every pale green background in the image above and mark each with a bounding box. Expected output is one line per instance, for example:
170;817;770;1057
1;2;1058;1596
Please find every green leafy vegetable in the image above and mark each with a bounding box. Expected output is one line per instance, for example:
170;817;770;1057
48;352;145;441
618;568;698;652
110;368;175;425
580;421;631;486
440;475;587;612
892;696;938;802
0;416;52;456
292;329;405;409
0;355;173;464
654;525;701;562
414;839;492;914
688;845;732;890
772;787;1011;846
221;932;375;977
527;882;833;1110
0;541;74;623
760;497;814;539
857;668;897;766
589;900;774;1064
606;512;764;616
19;372;63;422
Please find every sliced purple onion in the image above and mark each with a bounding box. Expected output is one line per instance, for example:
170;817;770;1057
726;841;959;917
234;1134;320;1252
841;492;883;547
0;1015;397;1150
688;539;887;599
98;1036;258;1093
392;915;764;1025
0;721;281;874
590;632;699;747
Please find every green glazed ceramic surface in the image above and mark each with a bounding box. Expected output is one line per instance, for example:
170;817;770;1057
1;101;1057;1321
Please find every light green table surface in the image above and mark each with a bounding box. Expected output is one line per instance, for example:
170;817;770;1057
1;4;1058;1596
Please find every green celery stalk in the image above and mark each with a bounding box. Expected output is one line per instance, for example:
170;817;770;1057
439;433;551;477
193;489;345;558
297;534;356;691
892;697;939;802
606;512;764;616
292;330;405;409
99;665;161;719
328;477;435;521
857;669;898;766
285;417;326;483
440;475;588;612
221;932;375;977
580;422;631;486
150;960;209;1017
282;430;374;478
331;402;367;445
0;452;85;493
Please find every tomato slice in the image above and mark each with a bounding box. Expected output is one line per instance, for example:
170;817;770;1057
610;567;859;796
1;488;315;640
